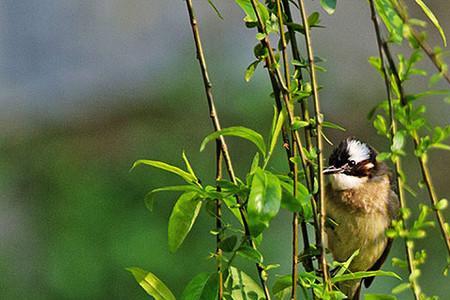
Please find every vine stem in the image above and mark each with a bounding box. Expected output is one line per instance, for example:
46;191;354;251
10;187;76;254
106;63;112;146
297;0;331;290
184;1;272;298
368;1;421;298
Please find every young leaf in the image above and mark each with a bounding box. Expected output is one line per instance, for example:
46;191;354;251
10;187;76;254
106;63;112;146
127;267;176;300
219;235;238;252
272;274;291;296
236;244;263;263
235;0;269;24
227;267;265;300
181;272;218;300
322;120;346;131
414;0;447;46
320;0;336;15
265;109;286;167
247;168;282;237
145;185;202;212
375;0;403;44
182;151;198;181
332;270;401;283
200;126;266;157
245;60;260;82
168;192;202;252
132;159;197;184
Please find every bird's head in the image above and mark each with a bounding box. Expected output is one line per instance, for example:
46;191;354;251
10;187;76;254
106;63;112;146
323;137;378;191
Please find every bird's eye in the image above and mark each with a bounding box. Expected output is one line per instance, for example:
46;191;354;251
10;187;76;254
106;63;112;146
348;160;356;167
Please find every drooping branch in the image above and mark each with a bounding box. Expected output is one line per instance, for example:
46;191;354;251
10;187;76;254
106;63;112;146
215;141;224;299
368;1;421;298
184;1;272;298
297;0;331;289
381;24;450;258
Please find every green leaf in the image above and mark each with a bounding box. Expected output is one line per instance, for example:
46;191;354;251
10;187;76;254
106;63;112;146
265;109;286;167
272;274;291;296
132;159;197;184
168;192;202;252
308;12;321;27
391;131;405;153
332;270;401;283
365;294;398;300
435;198;448;211
245;60;260;82
250;152;260;175
255;32;266;40
145;185;201;212
320;0;336;15
322;121;346;131
200;126;266;157
127;267;176;300
181;272;218;300
375;0;403;44
236;244;263;263
415;0;447;46
247;168;282;236
235;0;269;24
279;180;312;218
391;282;411;294
226;267;265;300
182;151;198;182
219;235;238;252
292;117;309;130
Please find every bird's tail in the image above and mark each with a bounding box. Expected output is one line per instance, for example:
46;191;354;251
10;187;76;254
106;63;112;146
337;279;362;300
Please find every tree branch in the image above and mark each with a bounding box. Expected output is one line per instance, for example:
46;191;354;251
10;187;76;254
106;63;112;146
297;0;330;289
184;1;272;298
368;1;421;298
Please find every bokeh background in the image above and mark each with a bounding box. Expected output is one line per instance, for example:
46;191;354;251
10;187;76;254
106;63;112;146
0;1;449;299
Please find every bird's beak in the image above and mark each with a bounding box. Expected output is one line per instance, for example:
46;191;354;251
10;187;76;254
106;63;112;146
323;165;344;175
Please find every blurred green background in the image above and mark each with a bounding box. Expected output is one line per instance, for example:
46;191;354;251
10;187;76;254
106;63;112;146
0;1;449;299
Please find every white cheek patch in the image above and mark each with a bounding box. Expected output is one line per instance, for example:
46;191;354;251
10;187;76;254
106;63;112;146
347;139;371;163
330;174;368;191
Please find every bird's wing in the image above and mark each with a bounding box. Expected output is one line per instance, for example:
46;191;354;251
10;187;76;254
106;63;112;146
364;189;399;288
363;237;393;288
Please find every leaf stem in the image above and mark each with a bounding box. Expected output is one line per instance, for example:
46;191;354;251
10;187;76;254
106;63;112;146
184;1;272;298
297;0;331;290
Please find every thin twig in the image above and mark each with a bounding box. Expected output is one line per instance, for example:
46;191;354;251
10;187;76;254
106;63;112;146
274;1;299;298
215;141;224;300
282;0;316;274
297;0;331;290
392;3;450;85
248;0;311;191
381;30;450;257
185;2;272;298
368;1;421;298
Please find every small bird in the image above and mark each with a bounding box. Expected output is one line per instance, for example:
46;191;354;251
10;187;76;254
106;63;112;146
323;137;399;299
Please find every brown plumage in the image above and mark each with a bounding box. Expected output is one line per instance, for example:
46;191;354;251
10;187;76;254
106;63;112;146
324;138;399;299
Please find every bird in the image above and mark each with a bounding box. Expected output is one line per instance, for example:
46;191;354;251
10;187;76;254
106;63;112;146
323;137;399;299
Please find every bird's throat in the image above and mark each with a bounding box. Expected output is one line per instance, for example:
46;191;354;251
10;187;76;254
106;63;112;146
330;173;368;191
